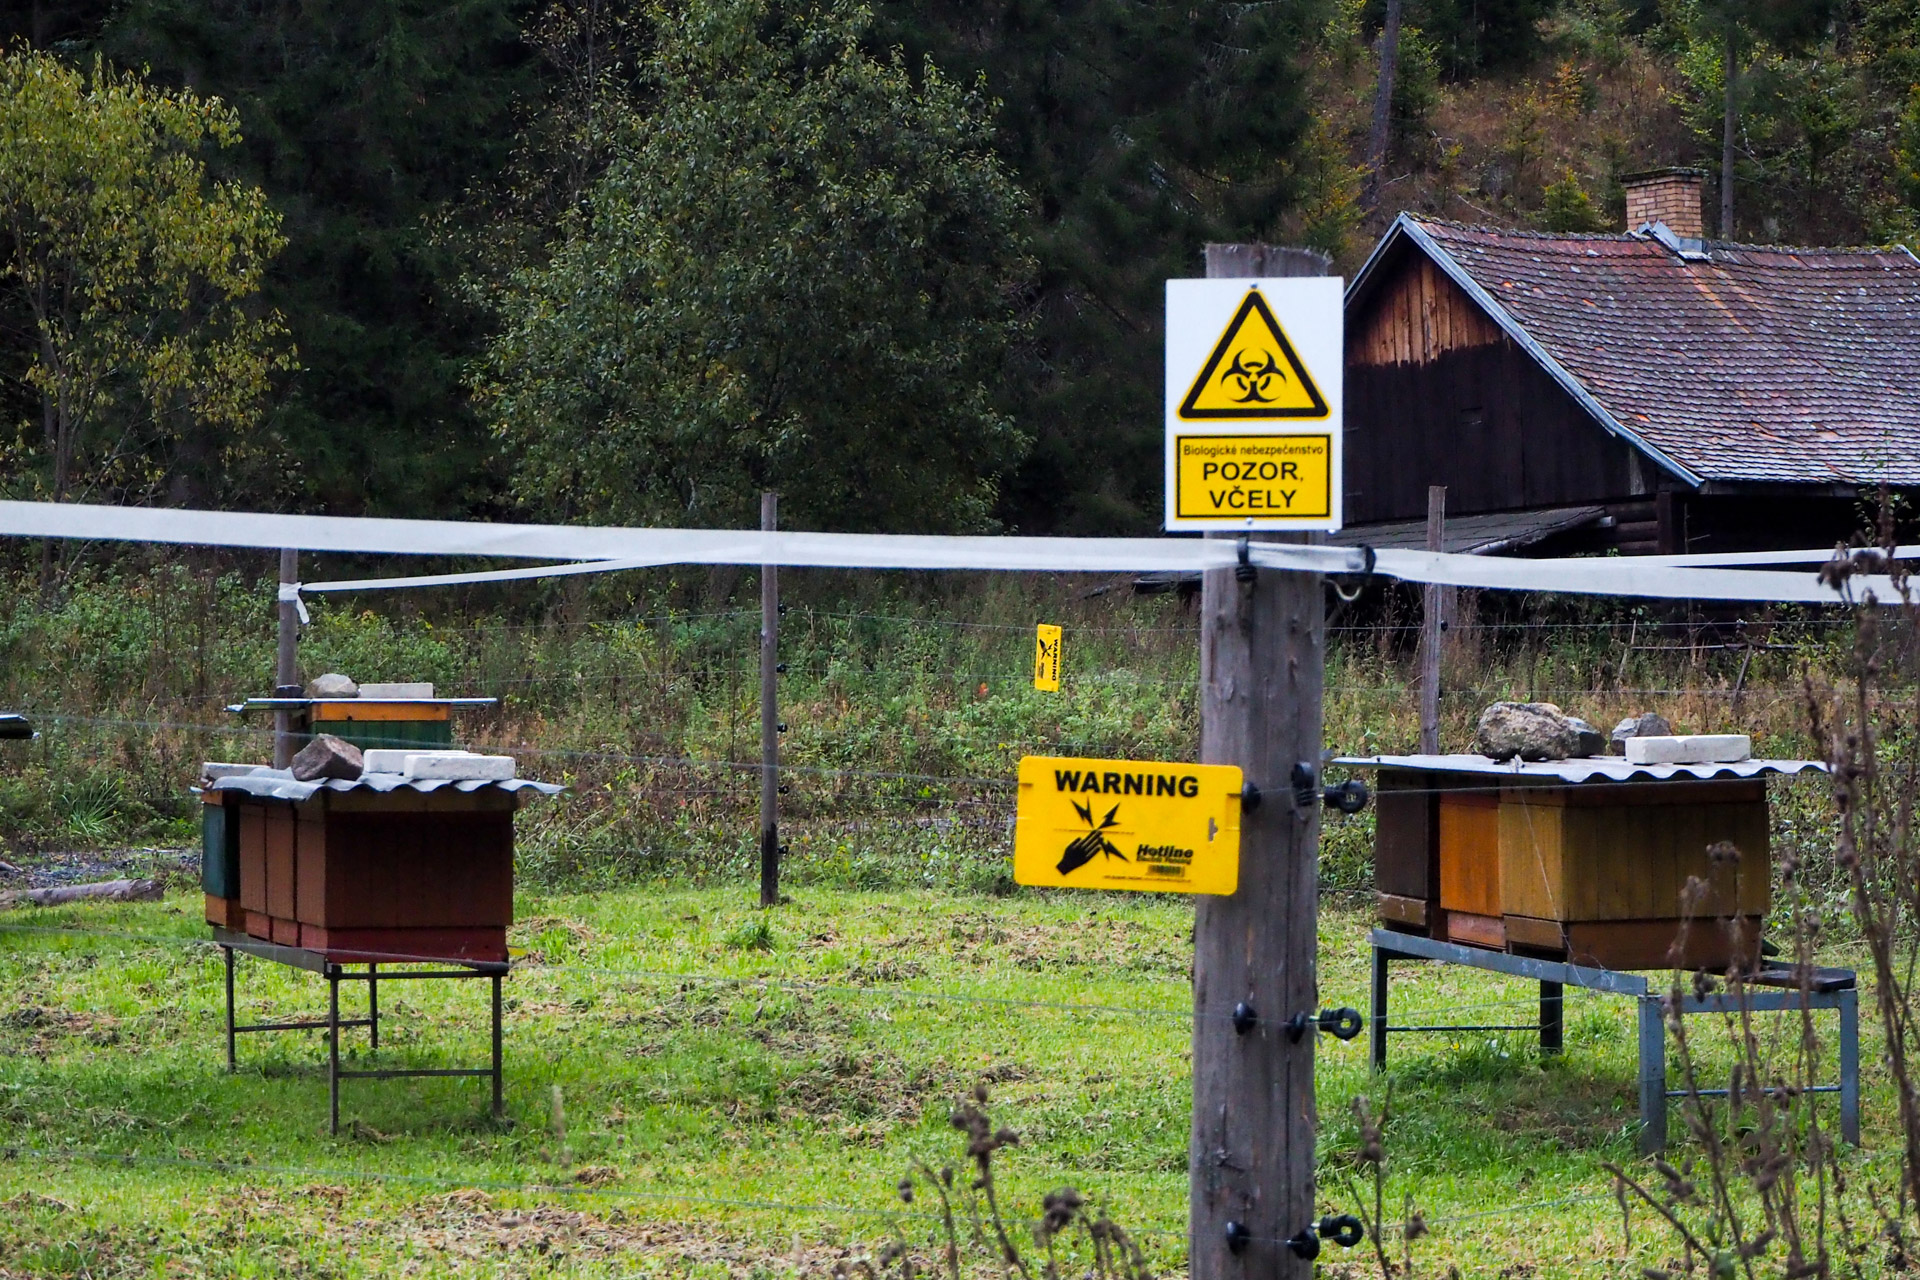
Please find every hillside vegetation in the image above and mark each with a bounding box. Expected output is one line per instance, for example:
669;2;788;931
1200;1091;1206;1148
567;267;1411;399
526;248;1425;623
6;0;1915;538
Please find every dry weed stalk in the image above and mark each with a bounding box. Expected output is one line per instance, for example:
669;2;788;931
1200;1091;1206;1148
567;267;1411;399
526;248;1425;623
1615;506;1920;1275
844;1084;1150;1280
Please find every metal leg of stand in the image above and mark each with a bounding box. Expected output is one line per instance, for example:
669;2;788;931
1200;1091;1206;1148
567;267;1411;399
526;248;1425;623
328;973;341;1137
1540;980;1564;1056
224;945;236;1072
368;963;378;1050
491;973;504;1120
1637;995;1667;1154
1840;986;1861;1146
1370;944;1389;1072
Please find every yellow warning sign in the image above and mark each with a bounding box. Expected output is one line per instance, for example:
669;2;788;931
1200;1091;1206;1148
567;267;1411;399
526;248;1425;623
1178;289;1328;420
1173;434;1331;520
1033;624;1061;691
1014;755;1243;895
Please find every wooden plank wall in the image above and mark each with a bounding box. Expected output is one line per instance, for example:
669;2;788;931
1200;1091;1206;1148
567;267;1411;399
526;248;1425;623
1350;256;1504;367
1344;244;1644;524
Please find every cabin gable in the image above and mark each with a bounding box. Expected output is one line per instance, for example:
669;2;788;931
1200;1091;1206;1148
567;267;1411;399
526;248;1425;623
1343;238;1647;526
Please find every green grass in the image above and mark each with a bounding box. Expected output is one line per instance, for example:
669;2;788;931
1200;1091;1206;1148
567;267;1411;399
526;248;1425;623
0;887;1894;1276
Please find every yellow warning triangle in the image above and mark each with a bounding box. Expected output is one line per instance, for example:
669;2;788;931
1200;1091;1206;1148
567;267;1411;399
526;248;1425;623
1178;289;1328;419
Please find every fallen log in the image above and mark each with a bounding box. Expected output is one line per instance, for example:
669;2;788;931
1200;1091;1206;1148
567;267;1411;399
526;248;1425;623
0;878;163;909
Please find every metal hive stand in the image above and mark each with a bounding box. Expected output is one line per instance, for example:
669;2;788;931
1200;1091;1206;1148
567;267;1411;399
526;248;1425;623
1369;929;1860;1154
215;928;509;1134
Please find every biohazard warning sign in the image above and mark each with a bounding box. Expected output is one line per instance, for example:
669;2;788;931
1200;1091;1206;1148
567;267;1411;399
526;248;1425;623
1178;290;1328;419
1013;755;1243;895
1165;277;1343;532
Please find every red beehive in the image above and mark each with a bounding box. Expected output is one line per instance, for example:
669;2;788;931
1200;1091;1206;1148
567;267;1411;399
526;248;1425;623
202;766;560;963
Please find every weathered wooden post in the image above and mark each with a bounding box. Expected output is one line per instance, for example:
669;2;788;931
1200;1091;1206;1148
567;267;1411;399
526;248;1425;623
759;492;781;908
1418;485;1446;755
1189;244;1328;1280
273;548;299;769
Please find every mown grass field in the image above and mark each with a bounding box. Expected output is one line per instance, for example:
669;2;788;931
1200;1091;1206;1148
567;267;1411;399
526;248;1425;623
0;567;1893;1274
0;882;1890;1278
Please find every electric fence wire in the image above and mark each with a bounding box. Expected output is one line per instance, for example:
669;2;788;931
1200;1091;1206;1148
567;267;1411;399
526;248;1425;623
1;1143;1633;1251
0;920;1613;1026
14;711;1841;798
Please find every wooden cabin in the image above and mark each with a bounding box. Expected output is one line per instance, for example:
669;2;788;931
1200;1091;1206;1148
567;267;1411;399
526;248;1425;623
1342;170;1920;556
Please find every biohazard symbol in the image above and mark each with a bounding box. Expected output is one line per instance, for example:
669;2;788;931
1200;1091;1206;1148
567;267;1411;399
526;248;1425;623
1057;800;1128;876
1178;288;1329;420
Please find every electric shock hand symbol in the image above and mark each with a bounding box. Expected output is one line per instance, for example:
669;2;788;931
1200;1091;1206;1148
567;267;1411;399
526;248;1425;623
1057;801;1128;876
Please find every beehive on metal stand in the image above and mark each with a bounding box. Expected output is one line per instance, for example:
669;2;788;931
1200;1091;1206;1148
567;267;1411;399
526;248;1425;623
201;767;561;962
1339;754;1826;971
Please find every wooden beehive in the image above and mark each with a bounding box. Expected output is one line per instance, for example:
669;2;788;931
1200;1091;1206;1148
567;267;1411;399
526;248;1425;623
303;700;456;751
1374;767;1770;970
205;785;516;962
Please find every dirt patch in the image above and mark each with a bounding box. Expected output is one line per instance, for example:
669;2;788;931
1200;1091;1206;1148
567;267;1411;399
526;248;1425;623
0;847;194;891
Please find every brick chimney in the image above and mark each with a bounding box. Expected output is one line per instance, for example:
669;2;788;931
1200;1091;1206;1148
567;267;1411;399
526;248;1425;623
1623;168;1706;239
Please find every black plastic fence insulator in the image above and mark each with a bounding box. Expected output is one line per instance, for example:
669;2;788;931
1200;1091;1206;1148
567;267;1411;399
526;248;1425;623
1287;1007;1365;1043
1235;535;1254;584
777;723;788;733
1323;778;1370;814
1225;1221;1252;1255
1290;761;1318;812
1240;782;1261;812
1231;1002;1257;1035
1286;1214;1365;1259
775;663;788;673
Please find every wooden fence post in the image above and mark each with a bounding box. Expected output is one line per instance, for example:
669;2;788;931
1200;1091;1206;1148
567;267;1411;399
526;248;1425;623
759;492;781;908
1189;243;1328;1280
273;548;299;769
1418;485;1446;755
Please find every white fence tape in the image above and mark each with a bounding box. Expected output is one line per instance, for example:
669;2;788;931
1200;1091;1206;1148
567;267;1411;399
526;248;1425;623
0;498;1900;606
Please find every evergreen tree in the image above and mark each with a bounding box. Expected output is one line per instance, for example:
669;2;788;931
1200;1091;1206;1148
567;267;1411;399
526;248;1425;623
92;0;541;515
871;1;1322;533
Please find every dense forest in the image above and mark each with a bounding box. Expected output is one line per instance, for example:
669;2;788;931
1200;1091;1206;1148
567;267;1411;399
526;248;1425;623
3;0;1918;537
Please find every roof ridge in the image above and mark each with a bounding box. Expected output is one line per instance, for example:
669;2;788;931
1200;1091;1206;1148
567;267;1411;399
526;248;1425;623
1406;213;1916;258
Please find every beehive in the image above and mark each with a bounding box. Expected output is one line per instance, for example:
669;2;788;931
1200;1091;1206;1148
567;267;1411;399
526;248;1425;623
203;782;523;962
304;700;455;751
1363;758;1789;971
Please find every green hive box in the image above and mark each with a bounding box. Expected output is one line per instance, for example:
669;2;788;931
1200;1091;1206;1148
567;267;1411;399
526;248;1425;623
200;801;240;899
303;697;458;753
307;718;455;752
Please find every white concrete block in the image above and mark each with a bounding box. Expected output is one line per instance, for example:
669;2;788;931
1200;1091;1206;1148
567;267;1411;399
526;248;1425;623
1623;734;1752;765
402;752;516;781
363;748;472;774
357;682;435;699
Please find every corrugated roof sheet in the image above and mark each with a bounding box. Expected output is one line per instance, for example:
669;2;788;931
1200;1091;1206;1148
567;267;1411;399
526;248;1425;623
210;769;565;803
1330;505;1606;554
1407;218;1920;487
1334;752;1826;783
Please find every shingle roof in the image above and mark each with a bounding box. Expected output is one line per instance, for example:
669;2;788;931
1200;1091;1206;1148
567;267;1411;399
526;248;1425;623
1390;217;1920;487
1329;504;1606;553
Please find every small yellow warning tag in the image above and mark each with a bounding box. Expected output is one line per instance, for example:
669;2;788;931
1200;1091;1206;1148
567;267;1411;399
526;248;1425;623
1033;624;1061;691
1178;288;1328;420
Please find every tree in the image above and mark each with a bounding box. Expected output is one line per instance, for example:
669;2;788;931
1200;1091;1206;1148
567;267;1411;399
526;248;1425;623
477;0;1034;534
0;49;290;508
872;0;1319;533
96;0;540;517
1693;0;1839;235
